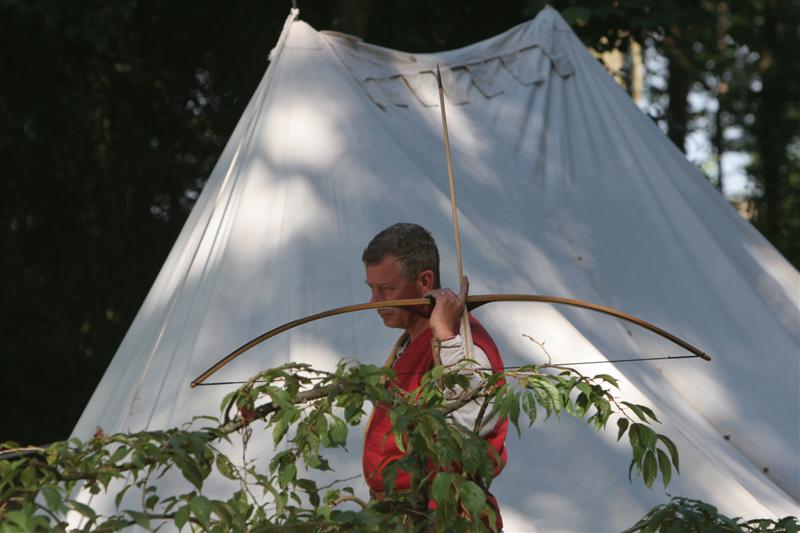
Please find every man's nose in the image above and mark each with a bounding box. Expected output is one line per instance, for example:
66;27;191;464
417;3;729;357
369;288;383;303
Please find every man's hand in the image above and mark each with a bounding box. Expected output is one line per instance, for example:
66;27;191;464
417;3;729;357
427;275;469;341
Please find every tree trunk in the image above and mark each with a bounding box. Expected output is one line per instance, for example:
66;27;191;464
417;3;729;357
713;98;725;194
663;32;692;153
752;0;786;239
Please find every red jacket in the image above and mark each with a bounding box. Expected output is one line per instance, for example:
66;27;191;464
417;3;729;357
363;317;508;513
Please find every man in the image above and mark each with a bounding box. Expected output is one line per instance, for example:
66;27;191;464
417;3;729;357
361;222;507;527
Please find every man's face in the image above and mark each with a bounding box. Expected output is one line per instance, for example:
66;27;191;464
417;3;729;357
365;254;433;331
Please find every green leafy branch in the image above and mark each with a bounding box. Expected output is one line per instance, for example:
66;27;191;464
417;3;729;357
0;356;772;532
623;496;799;533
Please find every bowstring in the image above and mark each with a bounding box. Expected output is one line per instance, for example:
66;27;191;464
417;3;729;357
194;353;705;386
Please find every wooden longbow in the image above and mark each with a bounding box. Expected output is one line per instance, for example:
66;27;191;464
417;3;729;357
190;294;710;387
191;67;710;389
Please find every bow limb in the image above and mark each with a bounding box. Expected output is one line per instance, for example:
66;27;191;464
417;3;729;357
435;64;474;362
464;294;710;362
190;297;430;387
190;294;710;387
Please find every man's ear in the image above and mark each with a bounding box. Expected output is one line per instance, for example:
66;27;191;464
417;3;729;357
418;270;435;292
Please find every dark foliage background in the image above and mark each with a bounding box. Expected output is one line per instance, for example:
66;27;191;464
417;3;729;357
2;0;797;445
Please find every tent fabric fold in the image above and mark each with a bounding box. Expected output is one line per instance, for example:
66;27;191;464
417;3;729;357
325;9;574;107
72;6;799;531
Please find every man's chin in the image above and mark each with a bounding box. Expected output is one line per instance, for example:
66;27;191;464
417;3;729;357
378;314;402;329
380;318;399;328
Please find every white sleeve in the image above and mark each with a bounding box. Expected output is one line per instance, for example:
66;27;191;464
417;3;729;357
437;335;500;437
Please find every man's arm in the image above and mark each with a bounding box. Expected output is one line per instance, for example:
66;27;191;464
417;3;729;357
426;276;499;434
438;335;500;437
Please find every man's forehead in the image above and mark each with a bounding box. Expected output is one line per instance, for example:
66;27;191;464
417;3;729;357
365;254;407;279
368;253;401;267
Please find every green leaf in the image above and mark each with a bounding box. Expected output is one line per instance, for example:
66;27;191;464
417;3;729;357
522;392;538;427
658;434;680;474
190;495;212;529
174;505;190;530
125;510;151;529
67;499;97;520
617;418;629;441
328;416;348;445
621;401;648;422
310;414;331;448
656;448;672;488
638;425;657;451
594;397;612;429
776;517;800;533
186;432;211;459
537;378;563;412
628;422;640;450
628;424;644;481
297;478;319;507
220;390;238;413
316;504;332;521
461;441;483;476
392;429;405;453
40;486;63;513
344;404;364;424
509;391;522;437
596;374;619;388
269;450;293;474
145;494;159;510
175;455;206;490
131;449;147;468
109;445;129;463
265;386;294;409
272;416;290;445
382;465;398;494
576;382;593;397
20;466;36;487
275;491;288;515
4;502;51;531
278;462;297;489
530;382;557;417
639;405;660;423
643;450;658;488
431;472;453;505
459;479;487;519
114;484;131;509
306;431;321;455
215;453;237;480
416;419;435;450
211;501;235;527
574;392;589;418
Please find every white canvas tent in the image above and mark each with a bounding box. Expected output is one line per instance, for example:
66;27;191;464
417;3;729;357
73;7;799;530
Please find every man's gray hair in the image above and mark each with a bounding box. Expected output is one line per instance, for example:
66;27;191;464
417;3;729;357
362;223;440;288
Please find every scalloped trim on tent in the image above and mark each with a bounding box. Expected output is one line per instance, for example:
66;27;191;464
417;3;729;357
320;7;575;108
